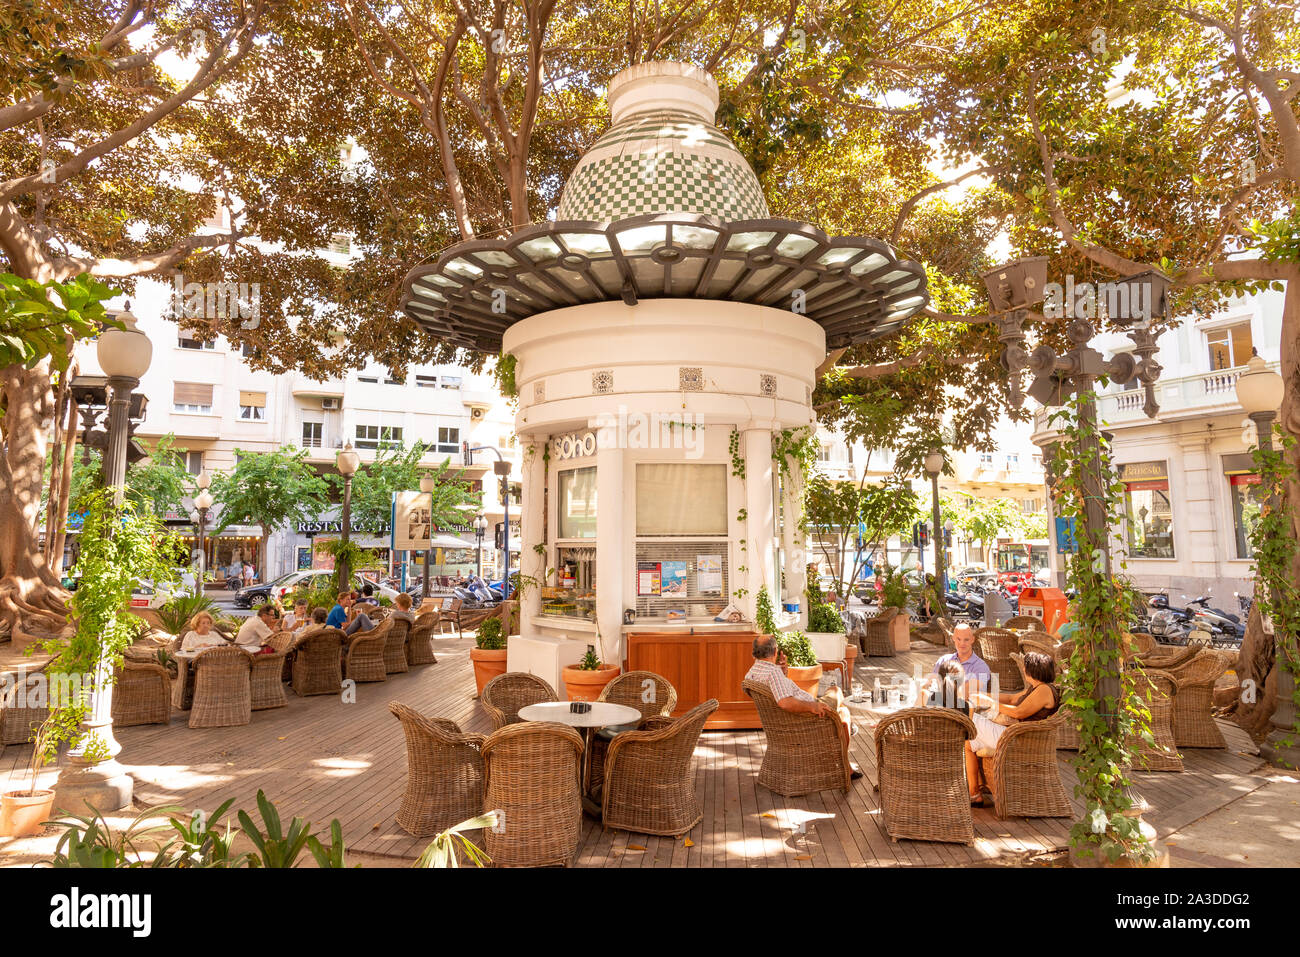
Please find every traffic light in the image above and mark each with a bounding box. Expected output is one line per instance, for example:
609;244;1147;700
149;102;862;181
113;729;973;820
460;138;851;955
919;522;930;547
911;523;920;547
462;440;473;466
495;522;505;549
943;527;953;548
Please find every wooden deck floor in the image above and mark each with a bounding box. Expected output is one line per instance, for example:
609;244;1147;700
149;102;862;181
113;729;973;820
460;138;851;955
0;634;1270;867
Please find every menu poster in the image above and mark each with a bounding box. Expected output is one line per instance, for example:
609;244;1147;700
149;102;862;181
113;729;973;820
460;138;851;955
638;561;662;596
697;555;722;595
660;560;689;597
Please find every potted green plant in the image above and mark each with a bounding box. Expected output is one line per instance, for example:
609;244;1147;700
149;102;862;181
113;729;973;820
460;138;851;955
0;717;58;837
470;616;508;695
561;643;619;701
878;567;914;651
805;602;853;673
757;586;822;694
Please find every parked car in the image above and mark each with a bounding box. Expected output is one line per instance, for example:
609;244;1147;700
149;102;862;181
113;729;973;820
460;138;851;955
130;574;193;609
233;569;400;608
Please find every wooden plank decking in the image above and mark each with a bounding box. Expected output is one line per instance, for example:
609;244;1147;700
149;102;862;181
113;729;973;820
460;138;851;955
0;634;1270;866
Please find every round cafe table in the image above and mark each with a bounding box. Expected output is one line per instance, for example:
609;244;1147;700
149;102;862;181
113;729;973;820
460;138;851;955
517;701;643;816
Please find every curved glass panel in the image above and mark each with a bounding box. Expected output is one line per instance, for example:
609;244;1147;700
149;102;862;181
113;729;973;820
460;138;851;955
775;234;820;258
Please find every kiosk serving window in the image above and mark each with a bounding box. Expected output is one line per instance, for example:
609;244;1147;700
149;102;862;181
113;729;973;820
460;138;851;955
558;466;597;539
635;464;727;535
635;464;729;619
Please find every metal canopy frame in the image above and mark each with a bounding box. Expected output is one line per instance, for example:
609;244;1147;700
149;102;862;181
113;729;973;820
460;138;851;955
401;213;930;353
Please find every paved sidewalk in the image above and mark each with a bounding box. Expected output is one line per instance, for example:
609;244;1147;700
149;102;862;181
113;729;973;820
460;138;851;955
1163;771;1300;867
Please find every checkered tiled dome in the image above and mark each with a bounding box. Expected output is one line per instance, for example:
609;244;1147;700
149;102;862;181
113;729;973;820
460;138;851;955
557;63;770;223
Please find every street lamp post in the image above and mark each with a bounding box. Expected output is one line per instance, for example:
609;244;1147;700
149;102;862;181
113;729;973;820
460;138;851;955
924;449;946;597
419;473;434;600
194;470;212;598
55;305;152;814
1235;351;1295;767
336;444;360;592
475;514;487;577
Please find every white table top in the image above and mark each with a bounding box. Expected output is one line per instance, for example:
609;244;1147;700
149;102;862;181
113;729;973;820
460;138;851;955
517;701;643;729
174;644;256;660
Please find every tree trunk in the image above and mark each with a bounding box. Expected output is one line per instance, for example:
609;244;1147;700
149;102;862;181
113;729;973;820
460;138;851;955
50;394;79;573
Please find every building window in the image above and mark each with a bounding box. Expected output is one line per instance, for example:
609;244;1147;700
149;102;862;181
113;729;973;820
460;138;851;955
385;374;404;386
173;382;213;414
635;464;728;536
1206;322;1253;370
357;374;379;384
1120;461;1174;558
415;375;438;388
1229;474;1265;559
978;452;994;467
436;426;459;454
302;421;323;448
558;466;597;539
184;451;203;476
329;232;351;255
1005;453;1020;469
238;391;266;421
240;341;260;359
817;444;831;462
356;424;403;450
1032;453;1043;469
1022;498;1043;514
440;375;462;390
178;334;215;350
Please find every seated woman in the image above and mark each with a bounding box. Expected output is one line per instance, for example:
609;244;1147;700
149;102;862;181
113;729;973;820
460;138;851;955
964;651;1060;804
179;611;227;652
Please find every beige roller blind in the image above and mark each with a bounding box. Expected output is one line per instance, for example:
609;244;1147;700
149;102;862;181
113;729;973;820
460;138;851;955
238;390;266;407
636;464;728;535
174;382;213;405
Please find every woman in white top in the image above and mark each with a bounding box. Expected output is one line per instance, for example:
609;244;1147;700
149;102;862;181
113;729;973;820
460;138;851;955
179;612;227;652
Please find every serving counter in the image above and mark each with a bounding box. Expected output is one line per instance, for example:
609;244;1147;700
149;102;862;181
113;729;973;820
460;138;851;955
625;626;762;729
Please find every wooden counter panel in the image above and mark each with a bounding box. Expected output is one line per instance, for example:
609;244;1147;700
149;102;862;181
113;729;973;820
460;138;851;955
626;630;760;729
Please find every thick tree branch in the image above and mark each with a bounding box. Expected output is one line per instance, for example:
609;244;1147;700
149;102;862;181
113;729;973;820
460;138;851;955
891;164;1004;245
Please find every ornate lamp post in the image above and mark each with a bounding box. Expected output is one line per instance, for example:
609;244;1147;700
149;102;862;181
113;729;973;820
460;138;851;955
335;444;360;592
923;448;946;596
55;304;152;813
194;470;213;598
475;513;488;578
419;472;435;600
1234;351;1295;767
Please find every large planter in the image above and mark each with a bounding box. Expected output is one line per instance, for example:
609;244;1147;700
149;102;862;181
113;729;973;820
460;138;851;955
561;663;620;701
0;789;56;837
470;647;508;696
786;664;823;697
888;610;911;651
806;632;848;664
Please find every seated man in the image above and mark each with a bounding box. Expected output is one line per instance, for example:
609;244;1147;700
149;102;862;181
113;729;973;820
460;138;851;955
325;591;352;630
356;583;380;607
389;592;416;623
235;603;281;651
745;635;863;779
341;601;376;637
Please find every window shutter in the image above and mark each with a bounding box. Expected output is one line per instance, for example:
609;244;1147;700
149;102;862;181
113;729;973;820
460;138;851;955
175;383;213;405
239;391;266;408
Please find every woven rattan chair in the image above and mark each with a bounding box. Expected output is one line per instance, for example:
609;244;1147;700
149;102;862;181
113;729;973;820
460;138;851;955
1166;649;1231;748
383;617;411;674
406;612;438;666
976;627;1024;693
249;651;289;711
932;616;956;648
436;598;464;637
291;628;344;697
1138;641;1199;671
743;679;851;796
188;646;252;729
344;620;389;683
875;708;977;844
587;670;679;797
390;703;487;836
1004;615;1045;631
1;672;49;745
979;711;1072;819
1128;632;1156;656
111;661;171;727
1129;669;1182;771
860;607;900;657
480;672;558;731
601;699;718;836
482;721;585;867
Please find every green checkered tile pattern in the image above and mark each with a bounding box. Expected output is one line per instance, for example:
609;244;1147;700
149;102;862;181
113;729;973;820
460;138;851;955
587;111;737;151
558;151;768;222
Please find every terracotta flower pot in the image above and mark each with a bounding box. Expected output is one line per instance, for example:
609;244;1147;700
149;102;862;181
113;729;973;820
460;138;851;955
470;647;508;696
0;789;56;838
786;663;823;696
561;663;620;701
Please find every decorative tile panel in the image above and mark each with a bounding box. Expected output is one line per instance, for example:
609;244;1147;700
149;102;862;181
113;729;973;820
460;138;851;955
592;370;614;394
679;367;704;392
760;374;777;397
533;380;545;403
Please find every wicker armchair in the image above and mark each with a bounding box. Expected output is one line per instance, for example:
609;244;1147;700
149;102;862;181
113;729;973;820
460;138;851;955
978;711;1072;819
601;699;718;836
249;651;289;711
406;612;439;665
1138;642;1199;671
743;679;851;796
390;703;487;836
111;661;171;727
1127;632;1157;656
875;708;977;844
291;628;344;697
1;672;49;745
188;646;252;729
383;617;411;674
482;721;585;867
860;607;900;657
344;620;389;683
480;672;559;731
975;627;1023;693
926;615;956;648
1166;649;1231;748
436;597;464;638
1129;669;1182;771
1004;615;1045;631
588;671;679;797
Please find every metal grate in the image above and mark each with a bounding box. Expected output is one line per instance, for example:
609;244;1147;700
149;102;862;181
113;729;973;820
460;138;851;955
634;541;729;620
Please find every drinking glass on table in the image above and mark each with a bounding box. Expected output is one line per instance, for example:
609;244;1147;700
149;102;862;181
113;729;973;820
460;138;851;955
850;680;864;702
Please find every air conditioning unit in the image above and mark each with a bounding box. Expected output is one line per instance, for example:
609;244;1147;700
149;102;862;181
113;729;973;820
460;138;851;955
470;407;485;420
321;397;341;410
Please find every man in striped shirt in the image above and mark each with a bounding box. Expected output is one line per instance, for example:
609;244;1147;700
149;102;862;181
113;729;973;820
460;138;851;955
746;634;864;779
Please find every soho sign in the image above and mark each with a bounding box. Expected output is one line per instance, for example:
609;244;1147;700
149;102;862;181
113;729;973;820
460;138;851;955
551;430;597;460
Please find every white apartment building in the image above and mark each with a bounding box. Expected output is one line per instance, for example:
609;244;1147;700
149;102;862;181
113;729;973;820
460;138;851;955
1032;287;1284;600
72;275;522;583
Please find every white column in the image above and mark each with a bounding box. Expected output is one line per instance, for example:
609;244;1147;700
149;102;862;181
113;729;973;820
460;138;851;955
519;436;547;626
595;441;625;665
744;426;775;622
780;455;808;627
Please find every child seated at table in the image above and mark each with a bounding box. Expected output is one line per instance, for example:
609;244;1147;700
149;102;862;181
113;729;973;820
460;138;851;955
924;659;970;715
